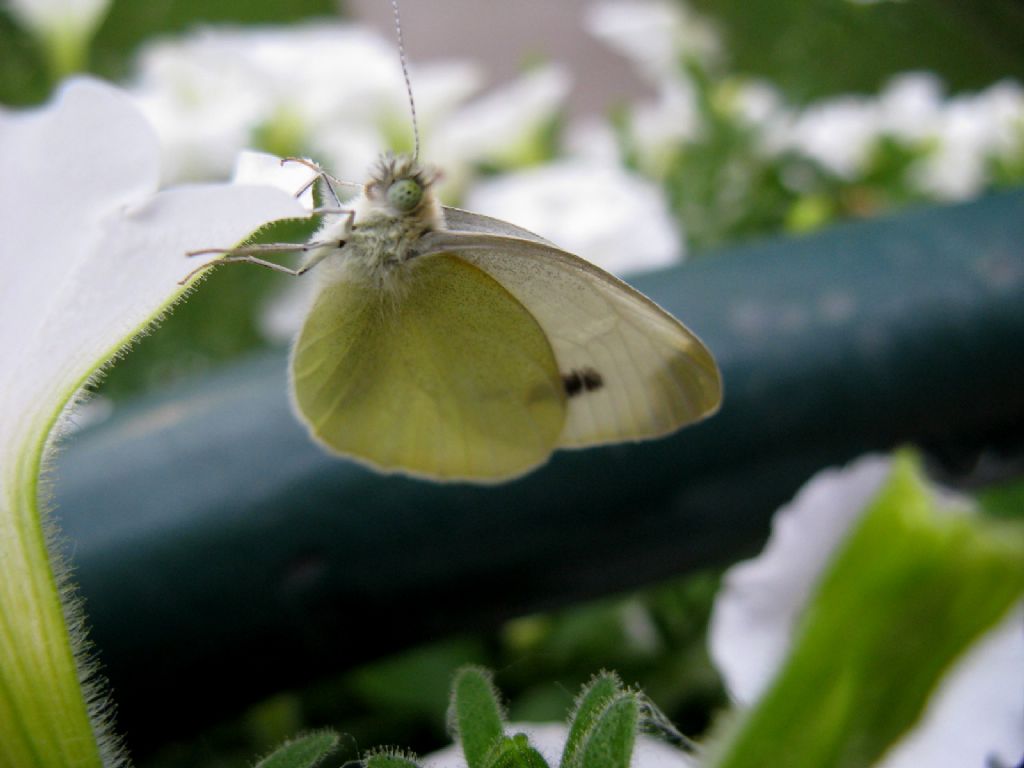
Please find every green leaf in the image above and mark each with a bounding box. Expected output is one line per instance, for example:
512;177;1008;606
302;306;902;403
483;734;551;768
448;666;507;768
255;730;339;768
711;451;1024;768
364;747;424;768
561;672;624;768
577;693;640;768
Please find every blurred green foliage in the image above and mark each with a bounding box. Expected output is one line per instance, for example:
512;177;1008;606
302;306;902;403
687;0;1024;101
143;574;724;768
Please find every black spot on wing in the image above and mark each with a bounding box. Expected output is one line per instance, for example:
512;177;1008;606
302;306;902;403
562;366;604;398
581;367;603;391
563;371;583;397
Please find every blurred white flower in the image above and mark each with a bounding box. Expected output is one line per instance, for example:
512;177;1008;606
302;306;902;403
464;159;683;275
5;0;110;42
629;80;702;177
875;71;945;143
429;64;572;194
912;79;1024;200
786;96;880;178
719;78;793;156
586;0;721;83
424;723;695;768
6;0;111;76
709;455;1024;768
132;32;267;182
775;72;1024;198
565;116;622;166
584;0;717;179
129;23;482;184
319;58;483;182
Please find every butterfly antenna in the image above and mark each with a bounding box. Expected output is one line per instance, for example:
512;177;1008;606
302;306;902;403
391;0;420;161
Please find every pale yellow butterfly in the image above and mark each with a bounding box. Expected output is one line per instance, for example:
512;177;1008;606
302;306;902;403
184;152;721;483
182;3;721;483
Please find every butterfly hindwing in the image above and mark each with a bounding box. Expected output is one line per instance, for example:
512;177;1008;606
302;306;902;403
414;228;723;448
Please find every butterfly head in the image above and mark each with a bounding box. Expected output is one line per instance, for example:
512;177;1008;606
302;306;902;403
366;152;440;217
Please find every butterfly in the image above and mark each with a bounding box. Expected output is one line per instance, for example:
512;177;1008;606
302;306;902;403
184;152;721;483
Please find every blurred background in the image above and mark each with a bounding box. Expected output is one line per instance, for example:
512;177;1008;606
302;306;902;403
2;0;1022;765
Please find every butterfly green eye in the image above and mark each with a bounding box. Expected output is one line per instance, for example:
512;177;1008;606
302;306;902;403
387;178;423;211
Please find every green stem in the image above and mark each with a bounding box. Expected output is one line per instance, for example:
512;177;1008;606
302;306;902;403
0;420;103;767
40;23;91;83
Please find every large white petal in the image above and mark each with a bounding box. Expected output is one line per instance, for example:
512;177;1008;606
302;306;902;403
0;77;307;447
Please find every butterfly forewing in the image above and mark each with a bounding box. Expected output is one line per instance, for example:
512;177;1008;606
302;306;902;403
290;252;567;482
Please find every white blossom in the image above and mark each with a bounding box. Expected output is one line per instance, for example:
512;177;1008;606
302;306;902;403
586;0;721;83
429;65;572;195
129;23;482;184
912;79;1024;200
464;159;683;275
786;95;881;178
565;116;622;166
719;78;793;157
875;71;945;143
629;80;703;176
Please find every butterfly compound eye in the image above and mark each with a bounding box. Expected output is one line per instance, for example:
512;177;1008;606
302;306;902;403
387;178;423;211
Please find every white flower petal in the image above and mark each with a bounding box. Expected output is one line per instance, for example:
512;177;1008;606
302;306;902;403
0;77;306;446
232;150;317;209
879;606;1024;768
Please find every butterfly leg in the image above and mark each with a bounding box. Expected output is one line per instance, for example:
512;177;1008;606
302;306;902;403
179;240;341;284
282;156;348;207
